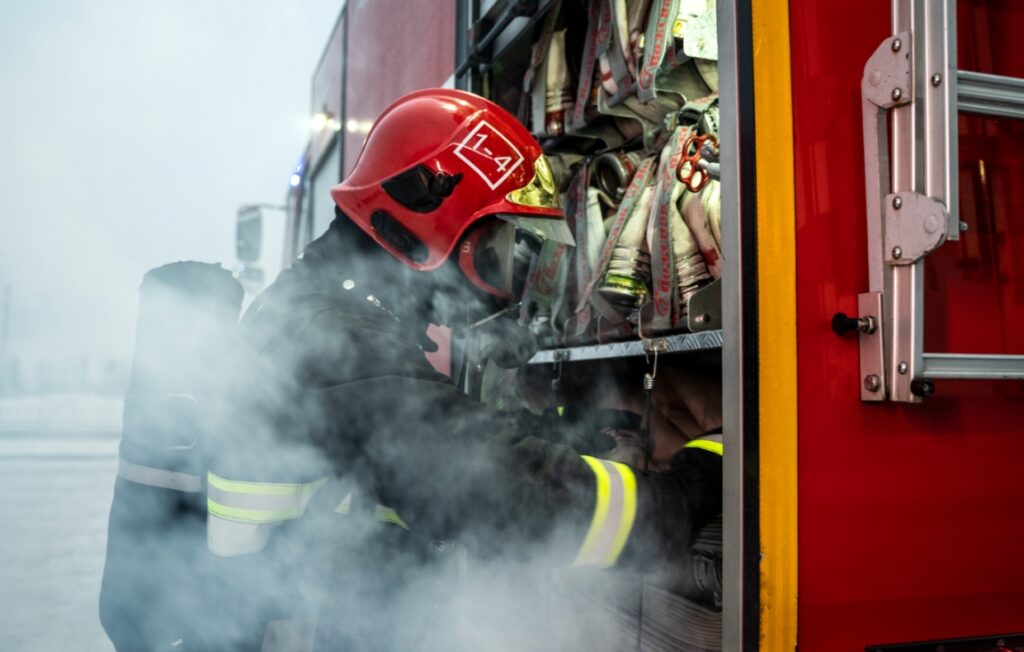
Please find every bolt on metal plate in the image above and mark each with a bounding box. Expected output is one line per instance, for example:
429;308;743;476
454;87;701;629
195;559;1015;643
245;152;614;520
883;192;950;265
643;337;668;353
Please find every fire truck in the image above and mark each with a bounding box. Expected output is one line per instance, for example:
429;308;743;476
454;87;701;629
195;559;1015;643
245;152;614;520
234;1;1024;649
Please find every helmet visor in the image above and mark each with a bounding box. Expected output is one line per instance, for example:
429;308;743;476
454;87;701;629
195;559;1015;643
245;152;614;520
506;154;561;211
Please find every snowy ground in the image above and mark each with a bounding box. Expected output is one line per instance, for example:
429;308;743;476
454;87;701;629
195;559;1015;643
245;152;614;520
0;395;120;651
0;393;123;434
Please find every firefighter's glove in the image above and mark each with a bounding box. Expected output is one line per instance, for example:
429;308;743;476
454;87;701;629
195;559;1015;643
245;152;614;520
514;410;621;454
469;316;539;369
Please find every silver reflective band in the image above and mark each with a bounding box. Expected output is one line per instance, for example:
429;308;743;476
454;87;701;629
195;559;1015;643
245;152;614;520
208;517;275;557
208;484;313;514
573;456;638;568
118;459;202;493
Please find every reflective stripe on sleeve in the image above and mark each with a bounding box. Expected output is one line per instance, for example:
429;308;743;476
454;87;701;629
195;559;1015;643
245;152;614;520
207;515;273;557
335;492;352;514
118;459;202;493
335;492;410;530
374;505;410;530
573;456;638;568
206;472;325;524
684;434;724;456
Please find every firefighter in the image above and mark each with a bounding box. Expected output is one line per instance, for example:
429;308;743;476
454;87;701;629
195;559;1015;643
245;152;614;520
206;89;722;650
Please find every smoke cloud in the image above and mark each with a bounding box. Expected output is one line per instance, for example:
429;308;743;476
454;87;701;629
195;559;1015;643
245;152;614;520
0;3;723;650
97;217;722;651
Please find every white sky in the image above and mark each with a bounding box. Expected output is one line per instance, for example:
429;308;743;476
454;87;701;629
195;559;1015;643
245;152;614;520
0;0;341;362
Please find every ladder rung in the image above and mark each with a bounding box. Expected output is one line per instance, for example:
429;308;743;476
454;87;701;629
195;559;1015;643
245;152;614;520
922;352;1024;380
957;69;1024;120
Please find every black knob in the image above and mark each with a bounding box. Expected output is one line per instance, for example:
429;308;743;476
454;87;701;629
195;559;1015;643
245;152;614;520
831;312;861;336
910;379;935;398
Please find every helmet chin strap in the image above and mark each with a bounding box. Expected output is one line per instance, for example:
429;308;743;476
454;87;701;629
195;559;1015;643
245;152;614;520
456;223;515;300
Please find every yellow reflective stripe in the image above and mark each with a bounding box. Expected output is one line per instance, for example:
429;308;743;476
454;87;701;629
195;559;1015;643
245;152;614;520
684;439;724;456
335;492;352;514
374;505;410;530
206;474;325;525
207;472;316;496
574;455;612;567
574;456;638;568
335;492;409;529
207;498;301;523
607;461;637;564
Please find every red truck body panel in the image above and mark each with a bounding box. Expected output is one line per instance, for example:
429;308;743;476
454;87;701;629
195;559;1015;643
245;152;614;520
791;0;1024;648
343;0;456;176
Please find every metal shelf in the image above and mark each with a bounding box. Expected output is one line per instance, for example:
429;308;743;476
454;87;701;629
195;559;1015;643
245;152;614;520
528;329;724;364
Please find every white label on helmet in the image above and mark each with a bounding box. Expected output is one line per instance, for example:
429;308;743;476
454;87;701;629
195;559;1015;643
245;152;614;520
453;120;525;190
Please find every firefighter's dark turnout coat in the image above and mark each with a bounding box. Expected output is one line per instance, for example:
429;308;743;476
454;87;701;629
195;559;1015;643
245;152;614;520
206;218;723;650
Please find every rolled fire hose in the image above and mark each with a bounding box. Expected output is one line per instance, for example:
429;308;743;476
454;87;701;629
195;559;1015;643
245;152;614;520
585;187;610;281
593;150;643;205
571;0;601;131
673;192;713;310
568;167;599;340
628;0;655;73
599;183;656;311
599;0;636;106
705;178;722;250
647;127;712;330
680;180;722;279
569;0;631;149
522;2;563;135
637;0;682;102
581;156;658;323
542;30;573;137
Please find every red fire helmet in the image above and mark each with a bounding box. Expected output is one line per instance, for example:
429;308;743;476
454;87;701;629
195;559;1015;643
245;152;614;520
331;89;572;273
